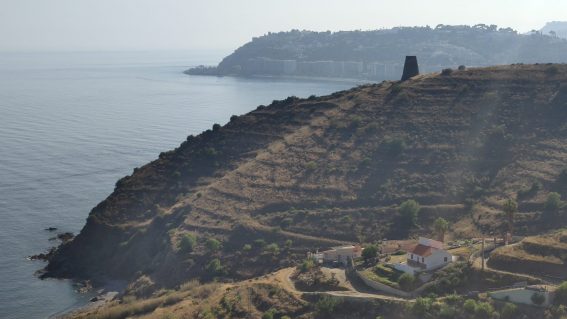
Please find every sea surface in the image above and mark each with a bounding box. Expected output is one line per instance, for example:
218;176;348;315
0;50;357;318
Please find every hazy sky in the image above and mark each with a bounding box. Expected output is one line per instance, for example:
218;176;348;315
1;0;566;51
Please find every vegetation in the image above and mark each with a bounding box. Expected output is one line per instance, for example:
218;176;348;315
545;192;564;214
555;282;567;306
397;273;415;291
399;200;420;226
205;238;221;253
178;233;197;253
433;217;449;242
503;198;517;236
362;244;378;262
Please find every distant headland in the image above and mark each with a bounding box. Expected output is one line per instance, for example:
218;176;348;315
186;24;567;81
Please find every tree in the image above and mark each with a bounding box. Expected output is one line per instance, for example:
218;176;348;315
315;296;339;316
205;238;221;253
555;282;567;305
398;273;415;291
503;199;517;237
545;192;563;214
362;244;378;262
399;200;420;226
501;303;517;319
206;258;223;275
433;217;449;242
179;233;197;253
264;243;280;255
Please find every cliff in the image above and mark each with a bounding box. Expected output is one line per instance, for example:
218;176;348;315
186;26;567;80
46;65;567;291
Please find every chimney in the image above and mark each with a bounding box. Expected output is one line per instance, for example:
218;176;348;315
401;56;419;81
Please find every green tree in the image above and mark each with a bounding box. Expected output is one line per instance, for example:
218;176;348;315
433;217;449;242
362;244;378;261
503;199;517;237
501;302;517;319
262;308;277;319
475;302;494;318
264;243;280;255
398;273;415;291
412;297;433;316
205;238;221;253
242;244;252;252
178;233;197;253
555;282;567;305
545;192;563;214
399;200;420;226
315;295;339;316
463;299;477;313
206;258;223;275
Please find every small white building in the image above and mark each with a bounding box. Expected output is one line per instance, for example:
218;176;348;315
311;245;362;265
394;237;453;275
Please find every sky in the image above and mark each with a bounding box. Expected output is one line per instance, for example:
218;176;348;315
1;0;566;52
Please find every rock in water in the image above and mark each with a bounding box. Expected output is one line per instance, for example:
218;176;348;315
401;56;419;81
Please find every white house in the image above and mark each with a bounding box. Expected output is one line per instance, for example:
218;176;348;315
394;237;453;275
311;245;362;265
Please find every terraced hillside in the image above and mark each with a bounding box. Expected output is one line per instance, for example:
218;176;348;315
46;65;567;290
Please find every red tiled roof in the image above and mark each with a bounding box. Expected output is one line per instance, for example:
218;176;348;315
411;244;433;257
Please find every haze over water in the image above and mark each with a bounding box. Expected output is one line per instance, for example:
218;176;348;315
0;51;356;319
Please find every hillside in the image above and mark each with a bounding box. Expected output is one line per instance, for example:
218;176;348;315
541;21;567;39
45;65;567;294
186;26;567;80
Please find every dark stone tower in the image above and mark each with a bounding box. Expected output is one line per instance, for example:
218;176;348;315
401;56;419;81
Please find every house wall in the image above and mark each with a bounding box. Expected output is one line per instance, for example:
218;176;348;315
424;250;452;270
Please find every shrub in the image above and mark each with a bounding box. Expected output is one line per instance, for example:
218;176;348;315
179;233;197;253
305;161;318;171
230;115;238;122
205;238;221;253
308;94;317;100
441;68;453;76
300;258;315;272
206;258;223;275
242;244;252;252
475;302;495;318
555;282;567;305
284;239;293;249
458;65;466;71
399;200;420;226
545;192;563;213
501;302;517;319
315;295;339;316
412;297;433;316
262;308;278;319
264;243;280;255
434;217;449;242
212;123;221;132
532;292;546;305
464;299;477;313
381;137;406;157
398;273;415;291
254;239;267;248
362;244;378;261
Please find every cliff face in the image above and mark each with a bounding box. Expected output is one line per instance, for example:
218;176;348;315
46;65;567;288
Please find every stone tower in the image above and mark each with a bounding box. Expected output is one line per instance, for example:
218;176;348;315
401;56;419;81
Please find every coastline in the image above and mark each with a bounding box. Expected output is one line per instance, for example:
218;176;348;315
184;70;375;85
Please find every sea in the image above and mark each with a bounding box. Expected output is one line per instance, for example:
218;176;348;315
0;50;358;319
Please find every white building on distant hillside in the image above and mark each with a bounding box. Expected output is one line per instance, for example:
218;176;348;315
393;237;453;275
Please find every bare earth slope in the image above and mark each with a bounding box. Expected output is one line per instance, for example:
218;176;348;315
45;65;567;288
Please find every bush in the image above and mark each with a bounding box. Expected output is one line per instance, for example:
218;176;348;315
475;302;495;318
545;192;563;213
254;239;267;248
262;308;278;319
315;295;339;316
501;302;517;319
398;273;415;291
380;137;406;157
212;123;221;132
464;299;477;313
458;65;466;71
300;258;315;272
441;68;453;76
205;238;221;253
230;115;238;122
555;282;567;305
362;244;379;261
179;234;197;253
206;258;223;275
242;244;252;252
412;297;433;316
284;239;293;250
399;199;420;226
264;243;280;255
305;161;318;171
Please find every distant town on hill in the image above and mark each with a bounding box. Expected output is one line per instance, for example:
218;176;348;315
186;24;567;81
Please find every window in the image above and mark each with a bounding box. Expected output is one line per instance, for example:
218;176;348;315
444;257;448;262
411;254;414;260
422;257;424;263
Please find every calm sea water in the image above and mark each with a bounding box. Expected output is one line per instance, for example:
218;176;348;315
0;50;356;318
